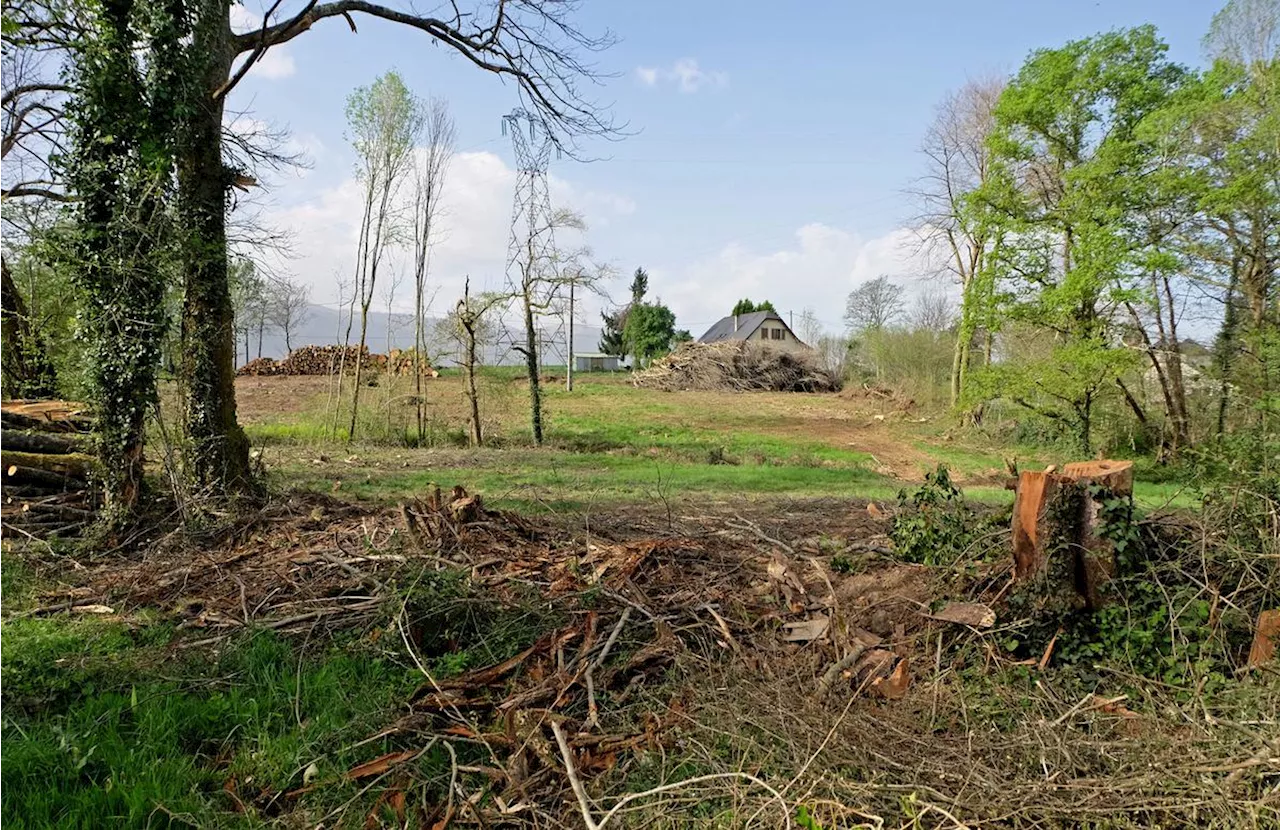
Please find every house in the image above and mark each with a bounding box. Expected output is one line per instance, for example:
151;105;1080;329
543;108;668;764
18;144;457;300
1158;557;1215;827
573;352;621;372
697;311;809;353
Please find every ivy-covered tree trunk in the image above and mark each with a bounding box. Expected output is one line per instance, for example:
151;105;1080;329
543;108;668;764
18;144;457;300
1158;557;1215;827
522;293;543;446
177;6;251;493
65;0;170;522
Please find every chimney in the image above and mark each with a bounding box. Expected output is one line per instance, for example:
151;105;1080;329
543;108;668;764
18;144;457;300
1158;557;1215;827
734;314;739;332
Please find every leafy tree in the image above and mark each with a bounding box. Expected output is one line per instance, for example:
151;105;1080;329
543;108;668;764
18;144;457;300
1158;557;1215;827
974;25;1187;453
629;267;649;303
342;71;422;440
844;276;903;332
599;308;627;356
600;267;649;357
731;298;776;316
673;328;693;344
624;301;677;365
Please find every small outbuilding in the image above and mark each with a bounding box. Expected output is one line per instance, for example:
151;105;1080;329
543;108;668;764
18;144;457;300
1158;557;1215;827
573;352;621;372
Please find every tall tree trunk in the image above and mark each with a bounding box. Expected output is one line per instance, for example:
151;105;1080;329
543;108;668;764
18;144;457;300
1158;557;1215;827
1158;274;1190;450
348;302;371;440
523;292;543;445
1215;258;1242;435
178;14;250;492
465;322;482;447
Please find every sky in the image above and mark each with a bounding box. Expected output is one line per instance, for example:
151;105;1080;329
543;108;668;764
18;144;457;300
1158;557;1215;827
225;0;1221;345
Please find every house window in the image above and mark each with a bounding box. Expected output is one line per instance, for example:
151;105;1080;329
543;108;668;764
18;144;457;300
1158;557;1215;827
771;328;783;340
760;329;769;340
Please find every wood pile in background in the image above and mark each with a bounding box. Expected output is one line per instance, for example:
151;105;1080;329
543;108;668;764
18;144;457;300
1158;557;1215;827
236;345;436;378
2;400;99;537
633;341;841;393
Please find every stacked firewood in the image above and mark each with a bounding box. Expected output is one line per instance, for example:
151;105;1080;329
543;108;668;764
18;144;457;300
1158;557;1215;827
235;345;437;378
2;400;99;537
385;348;438;377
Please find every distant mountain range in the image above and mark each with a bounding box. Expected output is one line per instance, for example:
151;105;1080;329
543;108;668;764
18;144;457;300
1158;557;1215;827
237;304;606;368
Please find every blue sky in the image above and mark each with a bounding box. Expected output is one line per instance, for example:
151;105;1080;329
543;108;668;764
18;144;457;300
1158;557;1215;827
227;0;1220;341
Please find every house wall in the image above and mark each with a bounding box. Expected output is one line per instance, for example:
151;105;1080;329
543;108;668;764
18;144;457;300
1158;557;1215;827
751;322;809;354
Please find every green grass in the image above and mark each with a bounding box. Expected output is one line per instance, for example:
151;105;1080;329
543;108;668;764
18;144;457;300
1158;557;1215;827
1;567;562;829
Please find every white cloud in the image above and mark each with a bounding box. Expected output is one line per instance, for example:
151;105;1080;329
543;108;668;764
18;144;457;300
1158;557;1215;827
634;58;728;93
654;223;940;336
257;151;635;312
251;48;296;80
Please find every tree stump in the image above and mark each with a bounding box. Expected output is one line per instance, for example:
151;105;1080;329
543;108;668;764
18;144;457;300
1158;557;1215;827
1010;460;1134;611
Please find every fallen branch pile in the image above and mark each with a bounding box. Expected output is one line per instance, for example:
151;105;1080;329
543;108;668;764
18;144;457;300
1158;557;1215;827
1;400;99;538
633;341;841;393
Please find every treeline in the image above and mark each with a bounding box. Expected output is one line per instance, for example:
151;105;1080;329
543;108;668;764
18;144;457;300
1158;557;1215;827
849;2;1278;457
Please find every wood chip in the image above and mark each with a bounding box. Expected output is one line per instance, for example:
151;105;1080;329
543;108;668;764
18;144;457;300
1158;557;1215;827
925;602;996;629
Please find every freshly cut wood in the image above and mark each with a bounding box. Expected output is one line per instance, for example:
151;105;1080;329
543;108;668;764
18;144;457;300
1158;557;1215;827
1010;459;1134;612
1248;609;1280;667
1;400;93;431
5;464;86;490
2;430;88;454
1062;461;1133;609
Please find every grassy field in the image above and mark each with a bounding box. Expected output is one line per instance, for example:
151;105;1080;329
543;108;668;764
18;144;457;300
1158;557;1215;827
234;371;1197;510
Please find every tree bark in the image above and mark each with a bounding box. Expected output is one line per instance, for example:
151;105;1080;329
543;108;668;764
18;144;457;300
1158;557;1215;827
1215;258;1242;435
3;430;88;454
523;292;543;446
178;7;251;492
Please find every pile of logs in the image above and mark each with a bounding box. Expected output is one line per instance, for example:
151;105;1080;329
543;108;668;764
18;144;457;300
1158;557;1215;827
235;345;437;378
2;400;99;538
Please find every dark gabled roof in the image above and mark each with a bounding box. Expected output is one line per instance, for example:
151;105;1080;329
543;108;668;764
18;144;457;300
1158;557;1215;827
698;311;780;343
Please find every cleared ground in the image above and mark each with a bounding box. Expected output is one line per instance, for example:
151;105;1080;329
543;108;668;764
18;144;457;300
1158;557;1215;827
3;373;1264;829
235;372;1190;509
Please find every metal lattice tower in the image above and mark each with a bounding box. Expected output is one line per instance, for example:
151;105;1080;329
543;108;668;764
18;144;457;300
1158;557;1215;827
503;109;558;287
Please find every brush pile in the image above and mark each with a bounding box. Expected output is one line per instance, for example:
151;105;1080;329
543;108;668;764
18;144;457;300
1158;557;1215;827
1;400;99;537
633;341;841;393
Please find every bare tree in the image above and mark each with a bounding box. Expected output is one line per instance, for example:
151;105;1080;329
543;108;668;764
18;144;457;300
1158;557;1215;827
814;333;851;380
410;97;456;444
440;278;504;446
910;290;955;332
1;0;74;215
844;276;904;333
908;75;1006;404
508;202;596;445
795;307;823;348
341;71;422;440
267;275;311;353
1204;0;1280;71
